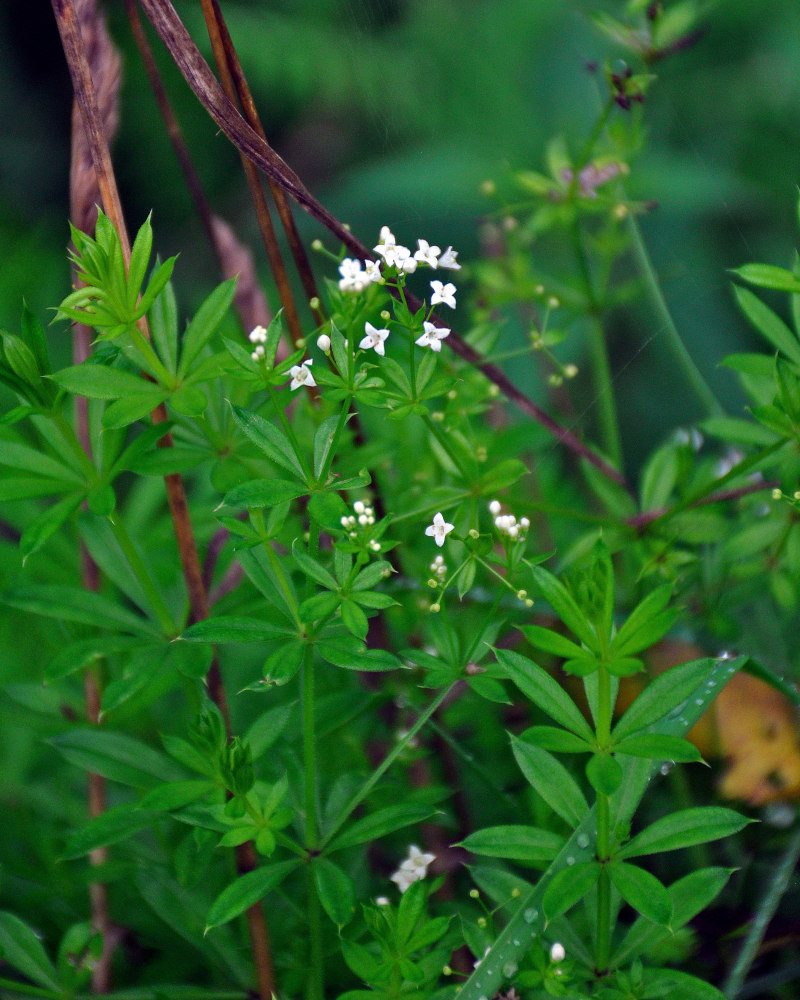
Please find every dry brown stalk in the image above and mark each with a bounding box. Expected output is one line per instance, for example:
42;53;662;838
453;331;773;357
197;0;304;345
135;0;632;495
67;0;122;989
199;0;324;327
51;1;276;994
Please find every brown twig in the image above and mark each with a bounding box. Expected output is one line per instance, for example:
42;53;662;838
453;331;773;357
199;0;324;327
197;0;304;345
626;478;780;530
51;1;275;995
135;0;632;494
67;0;121;989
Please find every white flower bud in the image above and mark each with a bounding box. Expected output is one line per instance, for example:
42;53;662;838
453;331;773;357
488;500;501;515
316;333;331;352
550;942;566;963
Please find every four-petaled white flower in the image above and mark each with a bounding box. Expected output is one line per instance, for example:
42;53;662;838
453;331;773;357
426;512;454;547
415;321;450;352
365;259;383;283
414;239;441;267
288;358;315;390
338;258;369;292
360;321;390;356
393;245;417;273
430;280;457;309
438;246;461;270
390;844;436;893
374;226;400;267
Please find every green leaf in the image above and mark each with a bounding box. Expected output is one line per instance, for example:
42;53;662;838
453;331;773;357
21;302;51;375
178;278;236;378
351;560;393;592
222;478;308;509
299;591;340;622
614;733;703;763
458;825;564;863
613;867;734;966
586;753;623;795
610;585;676;657
733;263;800;293
341;599;368;640
244;704;292;759
50;729;183;788
313;413;342;480
609;862;672;925
521;725;593;753
205;860;297;931
20;492;84;561
307;490;348;532
494;648;595;740
640;968;727;1000
149;278;179;374
125;445;208;477
326;803;437;852
169;384;207;416
61;802;158;859
478;458;529;493
733;284;800;365
511;737;588;826
102;389;170;429
180;616;293;643
291;542;339;590
0;439;82;481
137;256;177;317
3;583;155;634
520;624;585;659
618;807;751;860
230;403;305;479
529;565;598;648
127;213;154;308
263;640;305;686
640;442;678;510
313;857;355;927
0;911;60;991
138;780;215;812
317;635;400;672
396;878;427;946
612;656;722;742
542;862;600;921
51;362;151;399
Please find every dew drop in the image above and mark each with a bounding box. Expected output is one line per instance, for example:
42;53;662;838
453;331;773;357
660;761;674;776
503;962;519;979
513;939;520;947
566;855;575;866
523;907;538;923
695;698;704;705
577;833;590;848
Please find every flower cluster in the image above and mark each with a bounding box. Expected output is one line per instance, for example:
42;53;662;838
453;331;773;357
341;499;381;552
427;553;447;588
248;324;267;361
488;499;530;539
389;844;436;893
338;226;460;316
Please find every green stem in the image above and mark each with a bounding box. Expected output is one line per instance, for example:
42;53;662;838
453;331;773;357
319;684;456;850
128;324;174;386
627;214;723;417
107;511;175;634
595;665;613;975
300;638;323;1000
306;863;324;1000
722;823;800;999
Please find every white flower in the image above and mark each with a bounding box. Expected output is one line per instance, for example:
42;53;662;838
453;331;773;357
338;258;369;292
393;245;417;273
374;227;400;266
438;246;461;270
415;239;441;268
390;844;436;893
488;499;501;515
316;333;331;353
365;259;383;283
375;896;391;906
415;321;450;352
425;512;454;547
288;359;315;390
430;280;457;309
360;321;390;356
250;344;265;361
550;942;566;963
248;325;267;343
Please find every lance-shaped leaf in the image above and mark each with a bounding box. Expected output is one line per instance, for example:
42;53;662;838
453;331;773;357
50;729;183;789
458;825;565;863
230;403;305;478
495;648;594;740
180;616;294;643
0;912;60;992
511;737;588;826
178;277;237;378
313;857;355;927
609;862;672;925
617;806;752;860
205;860;298;931
542;862;601;922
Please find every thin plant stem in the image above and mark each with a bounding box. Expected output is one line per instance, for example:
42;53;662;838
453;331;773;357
722;821;800;999
627;212;723;417
595;666;613;975
301;640;324;1000
319;684;456;850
